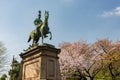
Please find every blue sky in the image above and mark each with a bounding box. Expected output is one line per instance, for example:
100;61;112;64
0;0;120;74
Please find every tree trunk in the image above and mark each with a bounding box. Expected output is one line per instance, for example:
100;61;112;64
90;77;94;80
108;63;115;80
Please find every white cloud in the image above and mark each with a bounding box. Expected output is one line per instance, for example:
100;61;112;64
102;6;120;17
115;7;120;16
102;11;114;17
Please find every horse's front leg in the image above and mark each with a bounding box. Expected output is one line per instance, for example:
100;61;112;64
42;36;44;44
41;32;44;44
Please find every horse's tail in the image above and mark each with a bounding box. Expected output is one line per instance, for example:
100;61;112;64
28;36;31;42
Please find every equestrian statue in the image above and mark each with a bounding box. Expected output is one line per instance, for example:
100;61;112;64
28;10;52;46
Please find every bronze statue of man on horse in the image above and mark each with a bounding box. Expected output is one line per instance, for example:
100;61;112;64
28;10;52;46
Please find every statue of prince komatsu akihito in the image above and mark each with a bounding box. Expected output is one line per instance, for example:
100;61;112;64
28;10;52;46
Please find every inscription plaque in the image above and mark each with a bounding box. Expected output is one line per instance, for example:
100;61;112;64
25;61;40;79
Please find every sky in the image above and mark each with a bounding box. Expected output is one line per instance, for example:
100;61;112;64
0;0;120;75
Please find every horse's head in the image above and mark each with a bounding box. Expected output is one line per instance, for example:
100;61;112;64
44;11;49;20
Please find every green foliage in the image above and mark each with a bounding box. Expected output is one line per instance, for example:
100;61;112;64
94;60;120;80
8;56;21;80
94;68;112;80
9;63;21;80
0;74;7;80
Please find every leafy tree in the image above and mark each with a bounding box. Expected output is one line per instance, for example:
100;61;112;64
0;41;7;75
94;39;120;80
8;56;21;80
0;74;7;80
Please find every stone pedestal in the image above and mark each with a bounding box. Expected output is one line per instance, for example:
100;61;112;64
20;45;61;80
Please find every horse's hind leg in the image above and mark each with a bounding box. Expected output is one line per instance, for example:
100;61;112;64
32;37;37;46
36;37;40;44
49;32;52;40
32;40;35;46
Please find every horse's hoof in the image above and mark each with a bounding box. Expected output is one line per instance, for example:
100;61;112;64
44;35;48;38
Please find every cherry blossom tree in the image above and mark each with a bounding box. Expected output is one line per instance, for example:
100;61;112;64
91;39;120;80
59;41;102;80
59;39;120;80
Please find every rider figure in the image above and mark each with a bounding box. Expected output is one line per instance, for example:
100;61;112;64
34;11;42;35
34;10;48;38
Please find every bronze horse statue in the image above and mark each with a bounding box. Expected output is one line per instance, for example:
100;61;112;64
28;11;52;46
40;11;52;43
